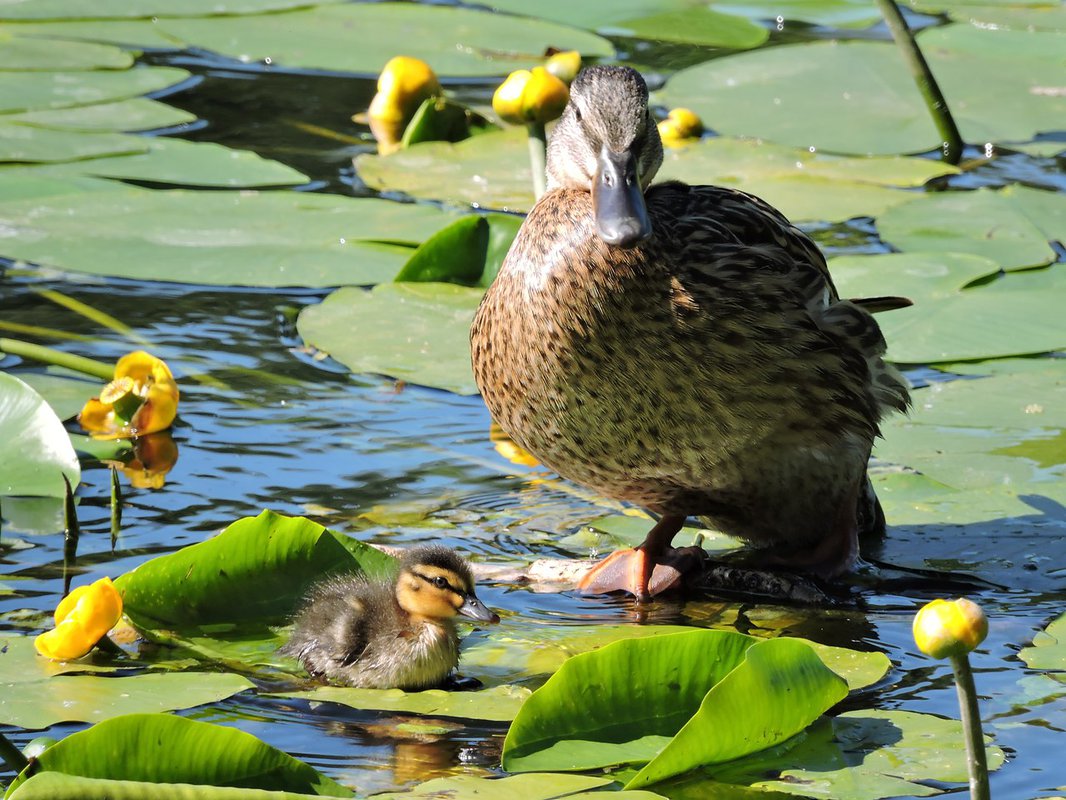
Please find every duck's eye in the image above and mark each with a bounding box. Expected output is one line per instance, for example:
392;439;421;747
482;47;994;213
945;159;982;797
574;106;583;123
433;576;448;590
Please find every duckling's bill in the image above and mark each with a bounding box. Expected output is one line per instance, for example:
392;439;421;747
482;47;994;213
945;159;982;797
593;146;651;247
459;593;499;623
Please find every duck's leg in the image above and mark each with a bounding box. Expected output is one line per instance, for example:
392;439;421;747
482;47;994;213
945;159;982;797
577;513;705;599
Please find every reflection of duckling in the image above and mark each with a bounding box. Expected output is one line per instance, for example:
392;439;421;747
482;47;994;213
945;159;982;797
281;546;499;690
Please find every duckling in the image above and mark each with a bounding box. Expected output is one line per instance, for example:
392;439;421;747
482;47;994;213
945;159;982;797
280;546;499;690
470;65;910;599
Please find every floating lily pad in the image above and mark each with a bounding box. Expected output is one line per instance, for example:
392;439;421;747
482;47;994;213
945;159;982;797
1019;612;1066;671
0;18;182;48
8;97;196;131
4;713;352;798
372;774;628;800
0;66;188;113
358;127;945;221
877;186;1063;271
0;167;123;200
0;29;134;69
912;0;1066;31
0;122;145;163
483;0;768;48
658;24;1066;155
16;370;99;421
829;252;1002;305
0;372;80;497
0;186;447;286
297;282;484;395
155;3;613;77
0;0;350;19
712;0;885;28
0;636;253;729
273;683;531;723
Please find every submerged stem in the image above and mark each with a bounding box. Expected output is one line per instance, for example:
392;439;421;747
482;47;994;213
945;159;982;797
876;0;963;164
527;121;548;200
950;653;991;800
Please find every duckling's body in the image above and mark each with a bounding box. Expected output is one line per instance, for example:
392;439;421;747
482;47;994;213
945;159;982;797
281;546;498;690
471;66;910;598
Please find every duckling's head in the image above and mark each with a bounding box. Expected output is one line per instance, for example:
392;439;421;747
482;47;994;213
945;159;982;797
395;546;499;624
546;65;663;248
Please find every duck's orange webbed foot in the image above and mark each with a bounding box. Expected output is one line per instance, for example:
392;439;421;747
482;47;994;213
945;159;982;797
577;545;705;599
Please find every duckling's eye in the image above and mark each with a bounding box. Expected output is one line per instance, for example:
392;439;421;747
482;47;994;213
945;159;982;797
433;576;448;590
573;106;583;123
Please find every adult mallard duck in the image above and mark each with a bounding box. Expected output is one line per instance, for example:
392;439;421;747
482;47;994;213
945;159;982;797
281;546;499;689
470;66;910;599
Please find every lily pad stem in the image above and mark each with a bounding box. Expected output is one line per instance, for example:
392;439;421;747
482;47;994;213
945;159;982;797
527;121;548;200
0;337;112;380
876;0;963;164
0;731;28;775
950;652;990;800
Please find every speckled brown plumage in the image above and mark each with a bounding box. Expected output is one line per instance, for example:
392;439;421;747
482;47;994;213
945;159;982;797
470;66;909;596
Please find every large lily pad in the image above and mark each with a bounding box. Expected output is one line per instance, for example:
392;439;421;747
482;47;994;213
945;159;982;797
4;713;352;798
297;282;484;395
877;185;1063;271
0;66;188;114
5;97;195;132
1019;612;1066;671
154;3;613;77
0;123;146;163
0;186;447;286
712;0;885;28
658;24;1066;155
0;636;253;729
0;372;80;497
273;683;531;723
482;1;768;48
0;29;133;69
6;773;340;800
116;510;396;629
16;370;100;421
372;774;643;800
912;0;1066;31
357;128;948;221
0;0;350;19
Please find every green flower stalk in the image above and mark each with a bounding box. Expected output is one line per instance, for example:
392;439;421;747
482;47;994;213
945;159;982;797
913;598;991;800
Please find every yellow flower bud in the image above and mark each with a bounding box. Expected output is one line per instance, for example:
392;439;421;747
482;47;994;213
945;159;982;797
913;598;988;659
35;577;123;661
367;56;441;153
79;351;179;440
658;108;704;148
544;50;582;85
493;66;569;125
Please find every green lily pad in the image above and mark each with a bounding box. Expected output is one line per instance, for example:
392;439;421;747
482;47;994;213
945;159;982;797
37;136;309;187
0;30;133;69
912;0;1066;31
297;282;484;395
5;97;195;132
4;713;351;798
6;773;340;800
0;66;188;114
483;1;768;48
1019;612;1066;671
116;510;396;629
372;774;632;800
394;215;490;286
0;372;80;497
273;683;531;723
155;3;613;77
877;186;1063;271
658;24;1066;155
0;0;350;19
0;636;254;729
829;252;1002;305
0;19;182;49
0;167;122;200
712;0;884;28
0;186;447;286
687;710;1004;799
15;370;99;421
0;123;146;163
357;128;950;221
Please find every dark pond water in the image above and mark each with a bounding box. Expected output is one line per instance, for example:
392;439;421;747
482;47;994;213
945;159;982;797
1;11;1064;800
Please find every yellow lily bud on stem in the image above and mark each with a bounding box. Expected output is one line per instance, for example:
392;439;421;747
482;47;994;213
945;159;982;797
493;67;569;200
913;598;991;800
367;56;441;154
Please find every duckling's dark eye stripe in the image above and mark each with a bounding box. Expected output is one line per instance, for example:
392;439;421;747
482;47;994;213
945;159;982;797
411;570;464;596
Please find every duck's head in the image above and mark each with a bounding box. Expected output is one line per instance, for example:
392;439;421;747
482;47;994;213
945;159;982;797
546;65;663;248
395;546;500;623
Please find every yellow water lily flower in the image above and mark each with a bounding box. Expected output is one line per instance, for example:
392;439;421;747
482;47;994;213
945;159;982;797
658;108;704;148
544;50;582;85
79;351;179;440
913;597;988;659
35;577;123;661
493;67;569;126
367;55;442;153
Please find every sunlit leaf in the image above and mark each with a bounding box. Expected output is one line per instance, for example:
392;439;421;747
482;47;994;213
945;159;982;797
1019;612;1066;671
272;683;531;723
0;186;447;286
0;0;350;18
911;0;1066;31
5;97;196;132
0;635;253;729
657;24;1066;155
371;773;634;800
394;216;490;286
7;772;337;800
0;167;122;200
0;66;188;114
151;3;613;77
0;372;80;496
4;713;352;797
115;510;397;629
712;0;884;28
0;123;145;163
829;252;1001;305
16;370;100;421
297;282;484;395
0;30;133;69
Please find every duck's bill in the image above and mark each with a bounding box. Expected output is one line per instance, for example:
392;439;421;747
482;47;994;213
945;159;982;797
593;147;651;248
459;595;500;623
